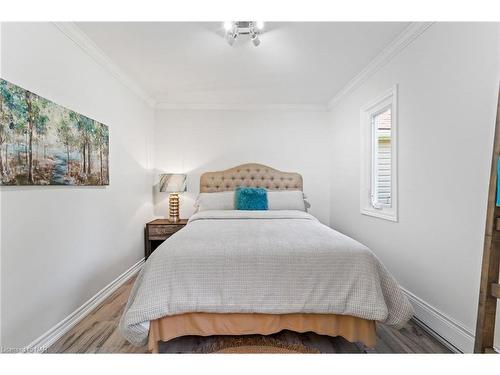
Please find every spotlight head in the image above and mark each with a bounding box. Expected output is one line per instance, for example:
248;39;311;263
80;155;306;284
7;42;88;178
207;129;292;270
226;31;238;46
223;21;233;31
255;21;265;30
249;29;260;47
251;34;260;47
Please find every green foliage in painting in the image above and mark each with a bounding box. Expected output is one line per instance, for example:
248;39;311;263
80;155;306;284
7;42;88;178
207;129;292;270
0;79;109;186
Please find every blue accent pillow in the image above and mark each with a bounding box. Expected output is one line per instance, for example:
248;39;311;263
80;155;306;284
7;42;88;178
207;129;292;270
235;187;268;210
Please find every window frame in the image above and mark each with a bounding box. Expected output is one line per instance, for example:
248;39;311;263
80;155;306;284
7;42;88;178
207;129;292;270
360;85;398;222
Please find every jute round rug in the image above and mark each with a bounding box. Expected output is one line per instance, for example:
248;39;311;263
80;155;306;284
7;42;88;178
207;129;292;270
197;336;320;354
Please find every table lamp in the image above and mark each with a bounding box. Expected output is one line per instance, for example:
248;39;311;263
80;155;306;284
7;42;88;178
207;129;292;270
159;173;187;222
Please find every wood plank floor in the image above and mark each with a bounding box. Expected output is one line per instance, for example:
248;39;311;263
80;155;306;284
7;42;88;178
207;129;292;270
48;276;452;354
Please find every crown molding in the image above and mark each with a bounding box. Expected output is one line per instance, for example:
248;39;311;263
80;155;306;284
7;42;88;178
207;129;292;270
52;22;433;112
327;22;434;110
53;22;156;108
155;102;328;112
51;22;324;112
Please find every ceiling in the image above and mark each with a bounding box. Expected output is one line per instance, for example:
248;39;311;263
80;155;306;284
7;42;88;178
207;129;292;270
75;22;410;108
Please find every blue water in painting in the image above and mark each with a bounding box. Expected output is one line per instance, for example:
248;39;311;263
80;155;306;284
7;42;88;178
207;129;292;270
8;144;81;185
51;150;82;185
51;150;69;185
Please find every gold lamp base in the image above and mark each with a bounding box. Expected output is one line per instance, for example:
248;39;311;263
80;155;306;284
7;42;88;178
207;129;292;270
168;192;180;223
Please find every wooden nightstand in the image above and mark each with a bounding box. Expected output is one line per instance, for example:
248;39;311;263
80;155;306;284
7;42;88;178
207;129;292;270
145;219;188;260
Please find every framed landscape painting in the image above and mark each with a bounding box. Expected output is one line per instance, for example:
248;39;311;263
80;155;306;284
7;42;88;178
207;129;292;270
0;79;109;186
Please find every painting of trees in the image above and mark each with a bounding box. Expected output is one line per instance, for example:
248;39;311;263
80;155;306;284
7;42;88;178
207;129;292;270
0;79;109;186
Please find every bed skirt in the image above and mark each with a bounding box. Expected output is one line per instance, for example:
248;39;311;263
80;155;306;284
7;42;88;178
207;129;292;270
148;312;376;353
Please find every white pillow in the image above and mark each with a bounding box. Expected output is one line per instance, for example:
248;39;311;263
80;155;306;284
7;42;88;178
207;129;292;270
267;190;307;211
195;191;235;211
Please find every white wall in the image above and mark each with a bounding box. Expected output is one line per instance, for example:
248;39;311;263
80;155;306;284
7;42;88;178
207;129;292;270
328;23;500;352
154;109;330;225
0;23;154;348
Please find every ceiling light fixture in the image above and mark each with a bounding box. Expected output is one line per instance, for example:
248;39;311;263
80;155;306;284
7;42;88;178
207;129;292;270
224;21;264;47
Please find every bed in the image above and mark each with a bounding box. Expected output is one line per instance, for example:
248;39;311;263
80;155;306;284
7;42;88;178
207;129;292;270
120;163;414;353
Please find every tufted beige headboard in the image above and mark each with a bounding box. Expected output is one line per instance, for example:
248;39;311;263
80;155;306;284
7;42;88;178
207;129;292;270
200;163;303;193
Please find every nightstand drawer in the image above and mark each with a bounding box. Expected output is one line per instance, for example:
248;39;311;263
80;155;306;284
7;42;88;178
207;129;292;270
148;224;184;238
145;219;188;259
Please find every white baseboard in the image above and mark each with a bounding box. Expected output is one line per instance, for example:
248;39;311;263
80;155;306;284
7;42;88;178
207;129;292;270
402;288;475;353
25;258;144;353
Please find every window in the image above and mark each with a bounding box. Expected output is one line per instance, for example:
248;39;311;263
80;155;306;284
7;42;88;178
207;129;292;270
360;86;398;221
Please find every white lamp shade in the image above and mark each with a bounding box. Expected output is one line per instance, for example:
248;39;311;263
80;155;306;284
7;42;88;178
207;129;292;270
159;174;187;193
